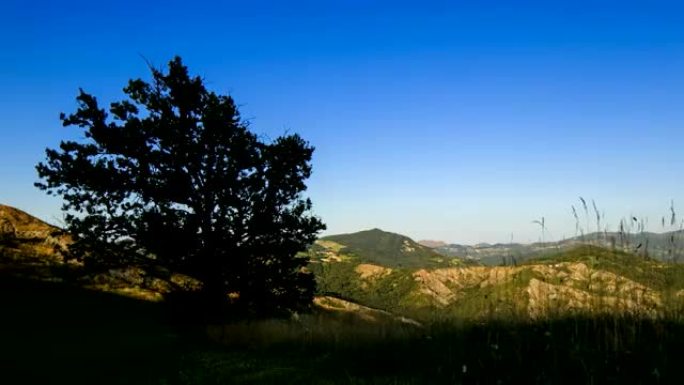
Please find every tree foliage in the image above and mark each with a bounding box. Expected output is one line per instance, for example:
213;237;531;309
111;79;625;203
36;57;325;316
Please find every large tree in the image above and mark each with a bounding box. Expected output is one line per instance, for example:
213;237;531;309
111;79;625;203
36;57;325;316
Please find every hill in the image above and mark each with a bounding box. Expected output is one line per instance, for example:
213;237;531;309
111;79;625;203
314;228;464;268
311;244;684;319
0;204;69;264
0;204;202;301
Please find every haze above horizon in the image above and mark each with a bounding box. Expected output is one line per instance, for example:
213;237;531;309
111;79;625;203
2;1;683;244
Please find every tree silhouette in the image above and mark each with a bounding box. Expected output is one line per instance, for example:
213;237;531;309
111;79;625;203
36;57;325;317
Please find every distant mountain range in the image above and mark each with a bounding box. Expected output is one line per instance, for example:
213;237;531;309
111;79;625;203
417;240;447;248
427;231;684;265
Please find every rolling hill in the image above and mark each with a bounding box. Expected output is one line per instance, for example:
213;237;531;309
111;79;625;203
311;244;684;319
312;228;465;268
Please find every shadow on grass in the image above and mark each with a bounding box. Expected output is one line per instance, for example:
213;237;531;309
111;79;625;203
3;267;684;384
0;272;183;385
182;314;684;385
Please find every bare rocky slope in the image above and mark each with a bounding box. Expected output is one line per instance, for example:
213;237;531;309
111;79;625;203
0;204;70;263
323;253;678;319
411;258;663;317
0;204;198;301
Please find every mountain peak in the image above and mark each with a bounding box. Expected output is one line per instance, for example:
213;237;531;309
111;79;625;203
318;229;459;268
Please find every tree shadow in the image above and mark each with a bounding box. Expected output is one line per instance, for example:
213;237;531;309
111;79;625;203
0;272;183;385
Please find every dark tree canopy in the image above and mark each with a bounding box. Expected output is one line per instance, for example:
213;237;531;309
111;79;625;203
36;57;325;316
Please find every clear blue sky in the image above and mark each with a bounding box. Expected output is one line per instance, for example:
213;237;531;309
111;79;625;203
2;1;683;244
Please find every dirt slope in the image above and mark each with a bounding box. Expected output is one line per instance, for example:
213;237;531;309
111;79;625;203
0;204;70;263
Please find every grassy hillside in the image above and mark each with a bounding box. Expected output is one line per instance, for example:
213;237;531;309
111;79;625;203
309;245;684;322
316;228;462;268
309;262;420;313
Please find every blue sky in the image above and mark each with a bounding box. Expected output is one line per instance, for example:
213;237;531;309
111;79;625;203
1;1;683;243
